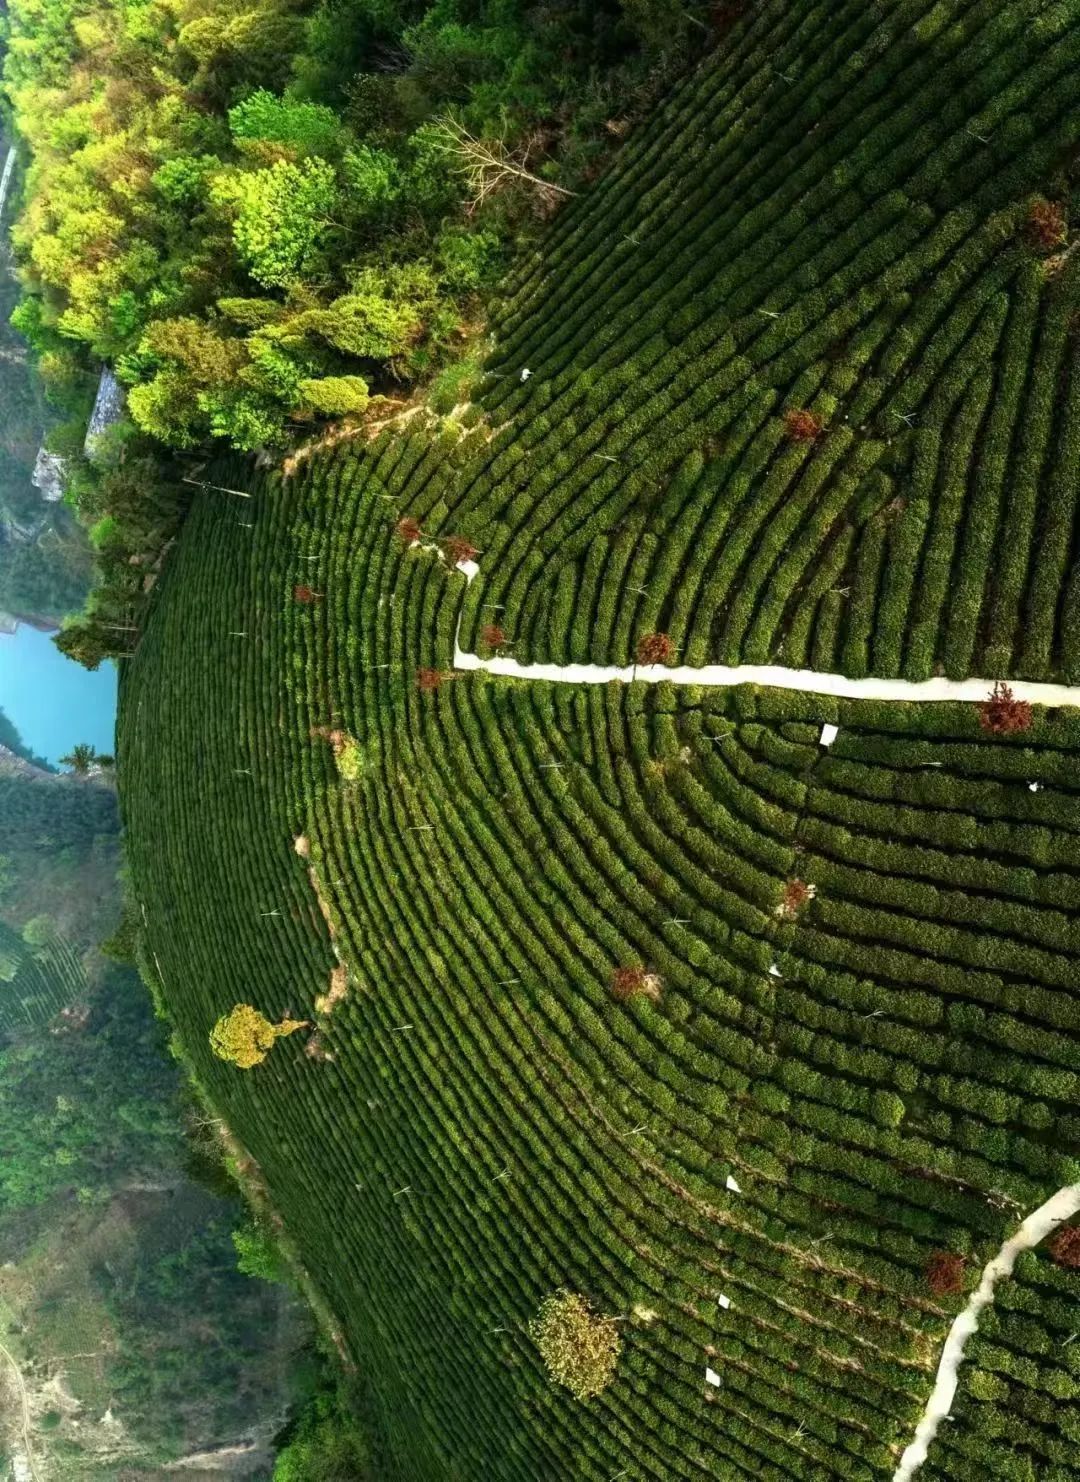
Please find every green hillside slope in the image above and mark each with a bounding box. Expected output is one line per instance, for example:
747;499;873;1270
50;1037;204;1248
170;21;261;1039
119;3;1080;1478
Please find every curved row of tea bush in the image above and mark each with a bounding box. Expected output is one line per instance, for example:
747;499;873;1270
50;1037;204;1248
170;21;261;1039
405;0;1080;685
0;917;85;1032
921;1245;1080;1482
120;440;1080;1478
119;3;1080;1475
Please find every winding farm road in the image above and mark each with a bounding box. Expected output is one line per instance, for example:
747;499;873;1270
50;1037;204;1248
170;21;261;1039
0;1338;40;1482
893;1184;1080;1481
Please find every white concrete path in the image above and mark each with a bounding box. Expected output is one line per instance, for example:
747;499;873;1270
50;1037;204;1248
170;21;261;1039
0;146;16;227
454;637;1080;707
893;1183;1080;1480
454;629;1079;716
451;563;1080;1472
452;559;1080;706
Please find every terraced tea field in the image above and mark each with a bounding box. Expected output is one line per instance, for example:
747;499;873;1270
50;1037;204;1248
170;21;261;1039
0;919;84;1032
119;2;1080;1477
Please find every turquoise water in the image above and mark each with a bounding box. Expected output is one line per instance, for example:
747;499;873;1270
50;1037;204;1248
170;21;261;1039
0;623;116;765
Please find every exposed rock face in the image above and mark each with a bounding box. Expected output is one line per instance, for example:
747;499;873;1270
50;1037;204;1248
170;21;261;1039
31;447;66;502
83;367;125;458
0;742;56;780
0;505;38;543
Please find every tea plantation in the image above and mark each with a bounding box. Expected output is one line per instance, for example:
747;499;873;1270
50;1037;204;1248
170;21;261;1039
0;917;85;1032
119;2;1080;1477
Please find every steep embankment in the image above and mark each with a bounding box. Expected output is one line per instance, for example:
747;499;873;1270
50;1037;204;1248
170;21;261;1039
121;4;1080;1478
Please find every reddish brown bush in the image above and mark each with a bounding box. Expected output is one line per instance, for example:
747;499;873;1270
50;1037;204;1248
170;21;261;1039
443;535;479;564
481;624;508;649
417;667;448;692
396;516;423;543
978;682;1032;735
636;632;675;666
293;584;322;604
1025;198;1067;252
774;878;816;921
610;966;662;1002
1049;1224;1080;1268
783;408;824;443
711;0;747;31
926;1251;967;1296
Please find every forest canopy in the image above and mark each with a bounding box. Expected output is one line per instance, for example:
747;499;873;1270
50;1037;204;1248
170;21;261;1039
2;0;705;452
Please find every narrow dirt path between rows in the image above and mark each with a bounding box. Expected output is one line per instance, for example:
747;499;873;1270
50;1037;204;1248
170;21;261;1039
0;1338;40;1482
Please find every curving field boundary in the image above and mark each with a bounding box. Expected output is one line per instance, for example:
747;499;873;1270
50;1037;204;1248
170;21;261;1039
0;1338;39;1482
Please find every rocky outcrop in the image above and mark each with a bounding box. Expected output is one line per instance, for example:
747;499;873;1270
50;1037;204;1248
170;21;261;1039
0;743;55;781
30;447;65;502
83;368;125;458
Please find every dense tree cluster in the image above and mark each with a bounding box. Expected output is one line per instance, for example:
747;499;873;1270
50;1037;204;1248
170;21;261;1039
0;769;117;853
3;0;704;452
272;1356;375;1481
0;963;179;1208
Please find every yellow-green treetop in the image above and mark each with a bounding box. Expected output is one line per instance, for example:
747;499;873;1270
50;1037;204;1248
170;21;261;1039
209;1004;308;1069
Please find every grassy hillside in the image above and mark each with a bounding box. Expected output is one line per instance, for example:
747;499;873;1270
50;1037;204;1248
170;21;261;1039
119;3;1080;1479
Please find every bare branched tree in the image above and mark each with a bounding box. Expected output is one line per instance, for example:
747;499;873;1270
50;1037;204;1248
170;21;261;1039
431;117;576;212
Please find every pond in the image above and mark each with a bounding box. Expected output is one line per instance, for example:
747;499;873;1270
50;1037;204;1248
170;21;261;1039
0;622;116;766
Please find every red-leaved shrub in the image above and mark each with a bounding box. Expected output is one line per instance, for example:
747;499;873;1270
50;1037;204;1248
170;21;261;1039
775;878;816;921
636;632;675;666
443;535;479;564
1049;1225;1080;1269
396;516;422;543
481;624;508;649
978;682;1032;735
783;408;824;443
926;1251;966;1296
610;966;662;1002
1025;199;1067;252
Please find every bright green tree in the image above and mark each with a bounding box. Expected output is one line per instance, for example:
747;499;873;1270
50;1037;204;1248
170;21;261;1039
297;376;370;415
228;159;339;289
232;1220;290;1284
229;90;343;159
59;743;97;775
